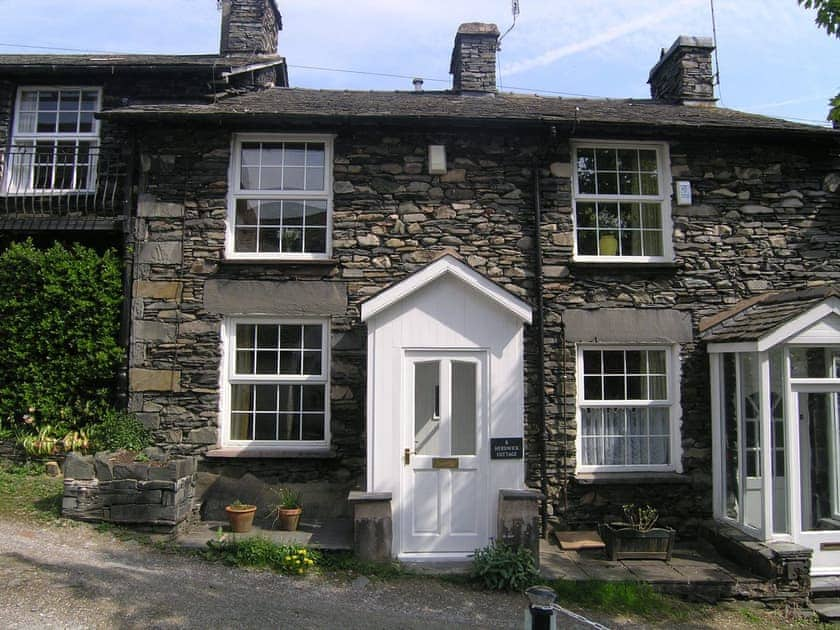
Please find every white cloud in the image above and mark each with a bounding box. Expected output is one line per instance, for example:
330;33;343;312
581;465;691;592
502;0;707;76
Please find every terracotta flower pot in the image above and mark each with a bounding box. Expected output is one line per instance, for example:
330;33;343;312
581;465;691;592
275;507;302;531
225;504;257;533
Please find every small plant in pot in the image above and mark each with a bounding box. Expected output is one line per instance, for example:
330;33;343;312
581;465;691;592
225;499;258;533
269;488;303;531
598;504;676;561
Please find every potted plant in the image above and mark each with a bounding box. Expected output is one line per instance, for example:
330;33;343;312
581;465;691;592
269;488;303;531
225;499;257;533
598;504;675;561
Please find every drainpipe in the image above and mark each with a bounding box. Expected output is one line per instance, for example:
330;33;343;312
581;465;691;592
533;163;548;536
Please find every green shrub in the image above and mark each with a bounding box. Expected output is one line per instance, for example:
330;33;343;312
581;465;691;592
0;240;124;431
205;536;319;575
470;540;539;591
88;409;151;452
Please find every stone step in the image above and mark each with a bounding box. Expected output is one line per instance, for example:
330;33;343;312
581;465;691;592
809;598;840;622
811;575;840;594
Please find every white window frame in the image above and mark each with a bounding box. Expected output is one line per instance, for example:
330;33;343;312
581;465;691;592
226;133;334;261
5;86;102;194
571;140;674;263
575;344;682;473
219;317;331;450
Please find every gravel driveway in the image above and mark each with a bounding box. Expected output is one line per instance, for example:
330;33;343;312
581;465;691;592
0;520;531;629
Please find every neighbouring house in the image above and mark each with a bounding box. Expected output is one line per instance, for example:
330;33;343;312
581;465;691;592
1;0;840;578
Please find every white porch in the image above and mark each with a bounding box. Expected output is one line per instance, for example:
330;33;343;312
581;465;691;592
703;286;840;576
360;255;533;560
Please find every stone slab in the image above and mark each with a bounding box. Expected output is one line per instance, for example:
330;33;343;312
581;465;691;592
623;560;684;582
133;321;177;342
811;599;840;622
138;242;183;265
134;281;183;300
564;308;693;343
177;519;353;551
204;279;348;316
129;368;182;393
137;195;185;218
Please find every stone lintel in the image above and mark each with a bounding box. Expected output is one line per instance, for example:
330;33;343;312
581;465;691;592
204;279;348;316
563;308;693;343
129;368;182;392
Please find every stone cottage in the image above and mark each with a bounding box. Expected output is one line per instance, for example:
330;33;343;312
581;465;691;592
1;0;840;575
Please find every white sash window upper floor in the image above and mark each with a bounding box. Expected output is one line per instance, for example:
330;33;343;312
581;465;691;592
227;133;334;260
571;141;674;262
6;87;102;194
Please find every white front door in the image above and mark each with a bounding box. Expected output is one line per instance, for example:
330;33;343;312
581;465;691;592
795;390;840;574
401;351;488;555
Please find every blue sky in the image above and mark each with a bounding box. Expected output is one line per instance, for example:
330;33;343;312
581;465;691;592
0;0;837;126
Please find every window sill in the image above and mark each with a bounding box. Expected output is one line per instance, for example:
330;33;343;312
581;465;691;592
206;446;337;459
569;260;680;272
575;471;689;485
221;257;339;267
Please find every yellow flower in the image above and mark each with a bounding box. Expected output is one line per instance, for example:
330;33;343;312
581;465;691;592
284;556;291;561
298;568;304;574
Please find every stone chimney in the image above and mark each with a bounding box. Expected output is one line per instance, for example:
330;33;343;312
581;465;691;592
219;0;282;56
648;36;716;106
449;23;500;94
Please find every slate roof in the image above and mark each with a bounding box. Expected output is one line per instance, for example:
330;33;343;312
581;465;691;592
699;285;840;343
0;54;285;74
99;87;839;136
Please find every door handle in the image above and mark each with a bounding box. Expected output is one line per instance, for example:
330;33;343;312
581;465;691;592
404;448;412;465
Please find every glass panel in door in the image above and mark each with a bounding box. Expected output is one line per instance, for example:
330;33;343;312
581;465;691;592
414;361;441;455
451;361;476;456
799;392;840;531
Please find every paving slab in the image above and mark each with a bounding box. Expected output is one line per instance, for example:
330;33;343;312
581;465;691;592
539;541;591;581
622;559;684;582
810;598;840;622
177;518;353;551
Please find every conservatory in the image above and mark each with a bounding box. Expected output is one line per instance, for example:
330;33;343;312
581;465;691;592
703;285;840;576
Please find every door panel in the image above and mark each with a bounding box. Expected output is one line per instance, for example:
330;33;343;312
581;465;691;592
451;469;480;535
412;470;441;534
402;352;487;554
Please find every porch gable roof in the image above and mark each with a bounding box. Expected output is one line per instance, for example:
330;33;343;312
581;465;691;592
700;284;840;349
360;254;533;324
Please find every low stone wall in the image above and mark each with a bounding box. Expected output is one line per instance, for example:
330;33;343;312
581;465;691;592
62;450;196;533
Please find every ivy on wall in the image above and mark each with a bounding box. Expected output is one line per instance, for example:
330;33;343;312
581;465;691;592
0;240;124;432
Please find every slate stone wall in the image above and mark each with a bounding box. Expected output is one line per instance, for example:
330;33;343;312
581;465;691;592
450;24;499;93
219;0;279;55
128;119;840;532
61;451;197;532
649;38;716;104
